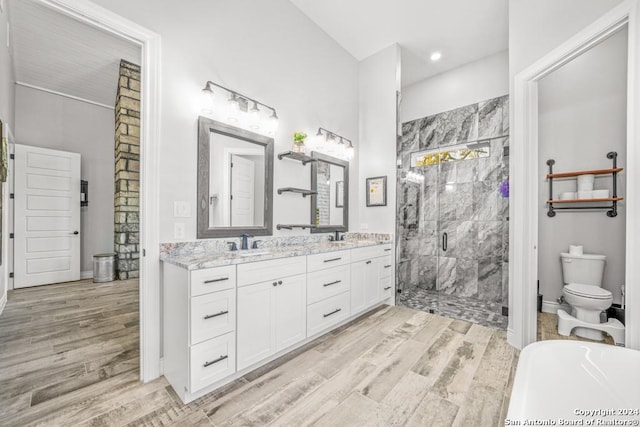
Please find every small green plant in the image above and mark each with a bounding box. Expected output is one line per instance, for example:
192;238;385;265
293;132;307;144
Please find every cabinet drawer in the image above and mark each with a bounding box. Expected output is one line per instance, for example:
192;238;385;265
307;265;350;305
307;250;351;273
351;244;393;262
237;256;306;287
190;289;236;345
307;291;350;337
380;256;394;278
380;275;394;300
190;265;236;297
189;332;236;393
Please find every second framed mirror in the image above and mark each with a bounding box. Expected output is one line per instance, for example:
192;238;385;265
310;151;349;233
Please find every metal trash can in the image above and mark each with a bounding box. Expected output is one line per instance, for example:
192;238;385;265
93;253;117;283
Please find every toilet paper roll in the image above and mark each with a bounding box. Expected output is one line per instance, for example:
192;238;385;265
559;192;577;200
577;174;595;191
569;245;583;255
577;190;593;200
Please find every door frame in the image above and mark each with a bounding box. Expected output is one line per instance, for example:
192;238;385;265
510;0;640;350
37;0;162;381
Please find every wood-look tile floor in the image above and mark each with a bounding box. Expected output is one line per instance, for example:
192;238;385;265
0;279;520;426
537;312;615;345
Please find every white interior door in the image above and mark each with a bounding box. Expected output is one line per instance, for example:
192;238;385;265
230;154;255;227
14;144;81;288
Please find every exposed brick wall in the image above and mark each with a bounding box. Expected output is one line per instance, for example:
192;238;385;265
114;60;140;280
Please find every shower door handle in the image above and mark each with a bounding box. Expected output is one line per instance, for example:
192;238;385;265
442;232;447;251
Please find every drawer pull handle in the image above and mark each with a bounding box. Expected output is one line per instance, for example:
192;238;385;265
278;280;283;285
323;257;342;263
384;286;392;290
273;281;278;287
204;277;229;284
204;310;229;320
323;280;341;287
366;260;372;264
384;265;392;268
203;355;228;368
323;308;342;318
384;248;392;252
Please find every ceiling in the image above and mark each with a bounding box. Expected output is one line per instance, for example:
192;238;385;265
289;0;508;87
9;0;140;107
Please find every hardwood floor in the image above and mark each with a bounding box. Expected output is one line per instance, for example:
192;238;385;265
0;279;519;426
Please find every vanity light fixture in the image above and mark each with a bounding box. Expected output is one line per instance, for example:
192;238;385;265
315;127;354;161
200;84;215;113
200;81;279;135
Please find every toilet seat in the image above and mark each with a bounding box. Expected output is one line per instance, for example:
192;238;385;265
564;283;612;300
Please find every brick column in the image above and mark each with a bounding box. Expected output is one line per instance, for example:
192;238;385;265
114;60;141;280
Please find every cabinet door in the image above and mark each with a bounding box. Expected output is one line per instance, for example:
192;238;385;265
364;259;380;307
237;280;275;371
350;260;367;315
274;274;307;351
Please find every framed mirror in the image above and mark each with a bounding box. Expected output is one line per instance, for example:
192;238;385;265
197;116;273;238
310;151;349;233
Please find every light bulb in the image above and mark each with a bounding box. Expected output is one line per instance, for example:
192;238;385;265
227;93;239;123
201;84;214;114
346;141;355;160
266;110;278;135
249;102;260;130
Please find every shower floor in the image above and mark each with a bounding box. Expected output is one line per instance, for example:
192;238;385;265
398;287;509;330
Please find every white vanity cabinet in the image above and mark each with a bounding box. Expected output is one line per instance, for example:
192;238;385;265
162;263;237;403
305;250;351;336
350;244;394;315
162;241;394;404
236;256;307;371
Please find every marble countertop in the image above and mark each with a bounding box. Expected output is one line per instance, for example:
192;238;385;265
160;239;393;270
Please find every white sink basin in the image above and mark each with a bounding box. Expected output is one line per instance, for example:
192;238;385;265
326;241;351;247
238;251;271;257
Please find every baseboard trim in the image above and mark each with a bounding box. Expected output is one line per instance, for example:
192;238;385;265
542;300;571;314
81;270;93;280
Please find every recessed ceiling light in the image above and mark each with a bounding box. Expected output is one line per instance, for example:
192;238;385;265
430;51;442;62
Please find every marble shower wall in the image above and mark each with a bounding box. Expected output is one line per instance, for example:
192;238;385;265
396;95;510;308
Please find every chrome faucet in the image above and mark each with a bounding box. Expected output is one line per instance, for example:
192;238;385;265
240;233;253;250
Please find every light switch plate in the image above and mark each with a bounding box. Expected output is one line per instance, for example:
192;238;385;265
174;223;185;239
173;201;191;218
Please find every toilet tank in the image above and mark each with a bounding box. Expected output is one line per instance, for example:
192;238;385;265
560;253;606;287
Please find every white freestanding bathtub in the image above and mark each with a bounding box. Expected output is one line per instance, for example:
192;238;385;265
507;341;640;424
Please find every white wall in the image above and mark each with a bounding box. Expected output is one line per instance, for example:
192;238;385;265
358;44;401;233
90;0;359;242
402;50;509;123
538;27;627;305
14;85;115;274
0;0;15;310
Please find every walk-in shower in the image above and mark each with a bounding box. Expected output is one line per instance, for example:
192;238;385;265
396;95;509;329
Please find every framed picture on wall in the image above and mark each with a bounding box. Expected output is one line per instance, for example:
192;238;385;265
366;176;387;207
335;181;344;208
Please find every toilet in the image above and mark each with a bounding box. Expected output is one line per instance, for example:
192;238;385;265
557;252;625;345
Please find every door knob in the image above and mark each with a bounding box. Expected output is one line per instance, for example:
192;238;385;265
71;231;79;235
